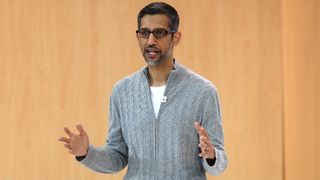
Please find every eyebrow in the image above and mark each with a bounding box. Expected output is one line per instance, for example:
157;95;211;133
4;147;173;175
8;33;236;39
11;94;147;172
139;28;167;30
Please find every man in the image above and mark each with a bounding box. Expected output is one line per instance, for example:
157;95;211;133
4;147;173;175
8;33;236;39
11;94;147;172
58;2;227;179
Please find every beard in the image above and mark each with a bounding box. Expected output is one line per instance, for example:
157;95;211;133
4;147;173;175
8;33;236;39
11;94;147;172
142;44;173;66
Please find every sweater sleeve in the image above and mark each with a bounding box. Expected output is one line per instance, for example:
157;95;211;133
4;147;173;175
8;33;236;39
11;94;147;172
200;87;228;175
78;88;128;173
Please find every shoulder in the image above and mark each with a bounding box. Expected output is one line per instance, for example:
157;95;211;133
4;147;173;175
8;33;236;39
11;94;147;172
179;64;218;95
111;70;143;95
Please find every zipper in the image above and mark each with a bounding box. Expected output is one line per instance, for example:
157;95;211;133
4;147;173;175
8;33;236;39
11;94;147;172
142;73;158;179
143;70;174;180
155;75;173;180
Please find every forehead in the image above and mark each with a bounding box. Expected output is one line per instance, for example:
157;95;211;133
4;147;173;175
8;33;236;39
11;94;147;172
140;14;169;29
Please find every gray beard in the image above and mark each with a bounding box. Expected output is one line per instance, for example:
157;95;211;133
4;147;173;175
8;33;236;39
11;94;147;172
145;55;167;66
143;44;173;66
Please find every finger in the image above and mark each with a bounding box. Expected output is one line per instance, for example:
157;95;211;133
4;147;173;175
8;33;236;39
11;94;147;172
64;143;72;150
194;122;209;138
200;137;214;152
199;152;210;158
76;124;85;135
64;127;74;137
198;146;210;158
58;137;70;143
198;143;204;149
200;136;210;146
194;122;201;130
199;141;209;151
199;127;209;138
201;145;214;157
199;141;208;148
201;149;215;159
200;147;210;156
194;122;204;136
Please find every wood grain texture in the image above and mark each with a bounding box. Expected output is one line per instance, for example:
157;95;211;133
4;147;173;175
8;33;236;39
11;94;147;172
3;0;315;179
176;1;283;180
283;0;320;180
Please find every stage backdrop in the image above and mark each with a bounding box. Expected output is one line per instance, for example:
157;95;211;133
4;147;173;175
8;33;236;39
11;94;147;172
0;0;318;180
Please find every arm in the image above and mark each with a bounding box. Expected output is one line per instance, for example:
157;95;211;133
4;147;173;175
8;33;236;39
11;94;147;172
79;89;128;173
195;87;228;176
58;88;128;174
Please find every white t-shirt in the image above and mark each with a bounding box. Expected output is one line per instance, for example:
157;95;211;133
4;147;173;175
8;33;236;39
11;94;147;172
150;85;166;118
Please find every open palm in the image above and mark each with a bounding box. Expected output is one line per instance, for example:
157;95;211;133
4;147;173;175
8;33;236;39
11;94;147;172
58;124;89;156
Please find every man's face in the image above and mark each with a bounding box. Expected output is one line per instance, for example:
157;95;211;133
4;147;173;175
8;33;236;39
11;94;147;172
137;14;180;66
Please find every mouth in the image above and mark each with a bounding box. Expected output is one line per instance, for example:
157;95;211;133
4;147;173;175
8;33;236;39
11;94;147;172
145;48;160;58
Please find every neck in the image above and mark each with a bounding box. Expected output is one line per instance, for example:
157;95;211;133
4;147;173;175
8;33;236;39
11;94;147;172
148;58;174;87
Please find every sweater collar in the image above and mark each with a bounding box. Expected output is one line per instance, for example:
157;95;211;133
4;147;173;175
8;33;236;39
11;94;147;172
140;59;187;93
141;58;182;75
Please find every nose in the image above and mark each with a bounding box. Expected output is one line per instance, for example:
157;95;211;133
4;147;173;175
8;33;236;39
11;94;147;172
146;33;157;46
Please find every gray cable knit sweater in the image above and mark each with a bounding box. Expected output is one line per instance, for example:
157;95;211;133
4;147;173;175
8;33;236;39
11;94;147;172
79;61;228;179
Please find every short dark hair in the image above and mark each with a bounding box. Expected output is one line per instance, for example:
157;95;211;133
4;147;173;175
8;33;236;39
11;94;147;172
137;2;179;32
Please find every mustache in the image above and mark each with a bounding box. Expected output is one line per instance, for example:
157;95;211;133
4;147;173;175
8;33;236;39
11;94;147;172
144;45;160;52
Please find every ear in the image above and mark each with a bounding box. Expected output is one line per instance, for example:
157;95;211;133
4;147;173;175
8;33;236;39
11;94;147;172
172;31;181;46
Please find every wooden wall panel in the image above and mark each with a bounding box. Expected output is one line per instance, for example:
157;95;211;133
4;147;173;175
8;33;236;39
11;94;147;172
1;0;284;180
176;1;283;180
283;0;320;180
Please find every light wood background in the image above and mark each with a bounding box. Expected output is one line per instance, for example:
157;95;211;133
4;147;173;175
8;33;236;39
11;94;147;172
0;0;318;180
283;0;320;180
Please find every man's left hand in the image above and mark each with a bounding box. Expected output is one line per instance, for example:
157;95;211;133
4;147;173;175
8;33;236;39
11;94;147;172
194;122;215;159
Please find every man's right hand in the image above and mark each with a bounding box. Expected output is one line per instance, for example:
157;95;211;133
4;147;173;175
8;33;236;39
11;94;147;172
58;124;89;157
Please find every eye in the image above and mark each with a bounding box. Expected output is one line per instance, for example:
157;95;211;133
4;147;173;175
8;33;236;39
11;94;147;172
139;29;150;37
154;29;168;38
